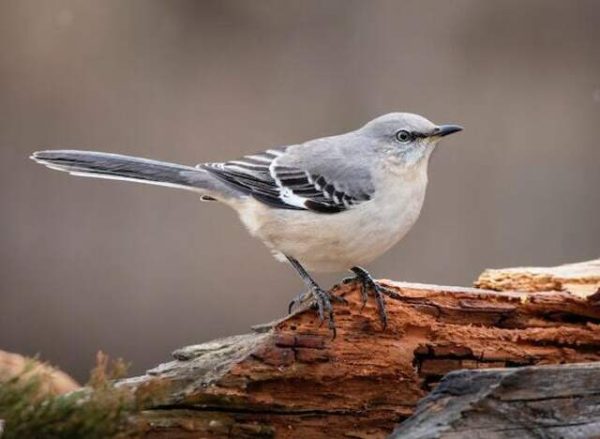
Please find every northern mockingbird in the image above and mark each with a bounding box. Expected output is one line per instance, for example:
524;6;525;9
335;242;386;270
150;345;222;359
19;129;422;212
31;113;462;334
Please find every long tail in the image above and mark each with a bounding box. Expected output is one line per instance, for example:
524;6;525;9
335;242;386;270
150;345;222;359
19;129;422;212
31;150;233;198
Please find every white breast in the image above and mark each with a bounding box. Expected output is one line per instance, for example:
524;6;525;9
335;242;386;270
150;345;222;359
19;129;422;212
232;165;429;273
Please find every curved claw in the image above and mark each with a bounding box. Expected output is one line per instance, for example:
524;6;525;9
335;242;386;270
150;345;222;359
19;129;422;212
285;256;341;337
312;286;332;321
288;286;338;338
288;290;310;314
350;266;388;329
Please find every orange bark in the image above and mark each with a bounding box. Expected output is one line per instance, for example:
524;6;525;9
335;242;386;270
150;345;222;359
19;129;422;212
121;260;600;438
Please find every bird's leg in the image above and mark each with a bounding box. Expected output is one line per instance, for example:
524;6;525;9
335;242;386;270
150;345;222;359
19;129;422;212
349;266;389;329
288;288;347;315
286;256;344;336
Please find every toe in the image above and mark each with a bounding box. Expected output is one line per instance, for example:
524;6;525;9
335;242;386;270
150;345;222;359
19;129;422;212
330;293;348;305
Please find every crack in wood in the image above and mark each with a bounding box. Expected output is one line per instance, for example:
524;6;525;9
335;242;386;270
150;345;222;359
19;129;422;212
117;260;600;438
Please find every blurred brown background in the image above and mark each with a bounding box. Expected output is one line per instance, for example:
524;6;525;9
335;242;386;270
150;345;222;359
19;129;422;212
1;0;599;381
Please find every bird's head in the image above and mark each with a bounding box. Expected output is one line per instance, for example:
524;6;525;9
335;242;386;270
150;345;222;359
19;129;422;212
360;112;462;168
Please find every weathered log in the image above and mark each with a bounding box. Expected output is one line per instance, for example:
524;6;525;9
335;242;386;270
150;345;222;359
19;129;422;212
475;258;600;298
391;362;600;439
119;260;600;438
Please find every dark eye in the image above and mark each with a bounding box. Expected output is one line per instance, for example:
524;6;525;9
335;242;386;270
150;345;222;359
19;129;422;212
395;130;412;143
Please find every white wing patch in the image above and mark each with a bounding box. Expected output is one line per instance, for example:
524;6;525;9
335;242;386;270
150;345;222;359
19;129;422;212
269;156;312;209
201;147;370;213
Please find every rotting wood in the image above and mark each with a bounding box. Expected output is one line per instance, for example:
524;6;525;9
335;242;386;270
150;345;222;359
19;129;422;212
475;258;600;298
390;362;600;439
117;260;600;438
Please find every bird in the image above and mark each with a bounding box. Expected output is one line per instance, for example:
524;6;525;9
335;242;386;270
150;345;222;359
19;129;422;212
31;112;462;335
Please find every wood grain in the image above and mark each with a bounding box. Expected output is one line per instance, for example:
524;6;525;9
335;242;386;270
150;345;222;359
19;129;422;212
117;260;600;438
391;362;600;439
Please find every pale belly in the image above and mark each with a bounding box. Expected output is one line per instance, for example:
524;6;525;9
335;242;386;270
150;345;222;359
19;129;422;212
232;176;428;273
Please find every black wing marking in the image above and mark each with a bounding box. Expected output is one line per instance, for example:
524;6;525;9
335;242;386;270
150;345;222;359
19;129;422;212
272;165;371;213
201;149;300;210
201;150;371;213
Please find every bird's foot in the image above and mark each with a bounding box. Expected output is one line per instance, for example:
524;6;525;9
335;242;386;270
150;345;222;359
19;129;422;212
288;290;312;314
288;286;346;338
348;266;390;329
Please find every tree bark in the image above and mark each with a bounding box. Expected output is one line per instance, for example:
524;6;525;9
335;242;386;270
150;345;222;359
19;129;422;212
475;258;600;298
390;362;600;439
121;260;600;438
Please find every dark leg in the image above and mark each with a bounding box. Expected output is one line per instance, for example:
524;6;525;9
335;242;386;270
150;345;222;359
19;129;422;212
288;284;347;314
286;256;343;336
350;266;389;329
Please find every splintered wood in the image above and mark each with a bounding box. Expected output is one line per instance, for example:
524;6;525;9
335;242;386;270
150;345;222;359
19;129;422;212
475;258;600;297
391;363;600;439
120;260;600;438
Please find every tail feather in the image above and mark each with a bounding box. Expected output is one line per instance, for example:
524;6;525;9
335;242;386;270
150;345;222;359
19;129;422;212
31;150;232;198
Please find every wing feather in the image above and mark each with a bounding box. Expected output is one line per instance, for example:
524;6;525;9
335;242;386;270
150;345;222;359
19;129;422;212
201;144;373;213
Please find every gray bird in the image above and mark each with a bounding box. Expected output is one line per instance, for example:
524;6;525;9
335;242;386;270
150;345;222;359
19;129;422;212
31;113;462;334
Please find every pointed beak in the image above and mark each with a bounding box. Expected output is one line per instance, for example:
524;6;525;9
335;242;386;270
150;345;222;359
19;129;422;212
432;124;463;138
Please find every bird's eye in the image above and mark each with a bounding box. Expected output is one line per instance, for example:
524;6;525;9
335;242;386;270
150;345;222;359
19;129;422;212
395;130;412;143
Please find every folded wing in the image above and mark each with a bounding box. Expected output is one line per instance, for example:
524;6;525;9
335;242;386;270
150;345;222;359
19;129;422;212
201;143;374;214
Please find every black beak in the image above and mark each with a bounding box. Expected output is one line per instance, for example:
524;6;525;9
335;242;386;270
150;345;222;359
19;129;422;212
433;124;463;137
